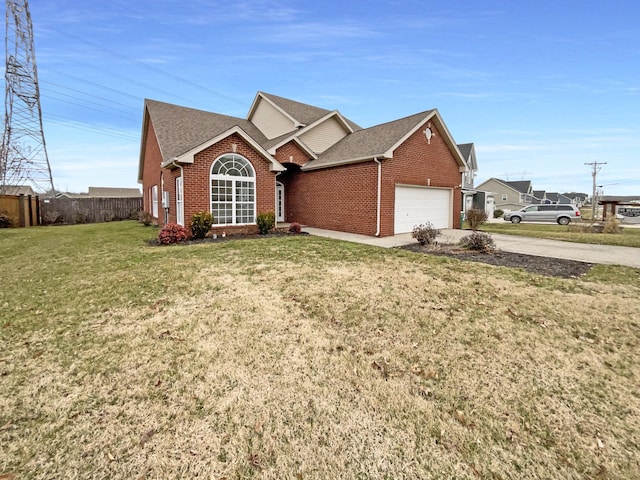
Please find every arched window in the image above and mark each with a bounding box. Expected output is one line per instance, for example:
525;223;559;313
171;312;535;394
210;154;256;225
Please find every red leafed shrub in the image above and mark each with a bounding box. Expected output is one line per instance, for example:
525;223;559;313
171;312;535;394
158;223;188;245
288;222;302;234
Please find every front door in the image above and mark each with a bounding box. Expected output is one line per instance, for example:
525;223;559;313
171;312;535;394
276;182;285;222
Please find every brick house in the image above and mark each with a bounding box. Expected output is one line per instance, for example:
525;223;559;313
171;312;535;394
138;92;469;237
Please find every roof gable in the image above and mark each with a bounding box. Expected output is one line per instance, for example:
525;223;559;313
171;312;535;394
248;92;362;132
139;99;283;177
477;178;528;195
143;99;268;162
265;110;355;156
457;143;477;170
504;180;532;194
303;109;467;172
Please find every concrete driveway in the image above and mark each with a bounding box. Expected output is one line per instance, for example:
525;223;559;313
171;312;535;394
303;227;640;268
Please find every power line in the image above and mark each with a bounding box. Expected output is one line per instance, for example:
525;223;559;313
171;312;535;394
40;25;247;106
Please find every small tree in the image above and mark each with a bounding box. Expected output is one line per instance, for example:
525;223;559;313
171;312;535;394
411;222;441;245
191;211;213;239
466;208;488;230
256;211;275;235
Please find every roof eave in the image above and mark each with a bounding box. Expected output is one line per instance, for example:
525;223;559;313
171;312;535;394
267;136;318;160
161;125;285;172
301;155;388;171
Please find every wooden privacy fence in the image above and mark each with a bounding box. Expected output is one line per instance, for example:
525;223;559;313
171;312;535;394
0;194;40;227
40;197;142;225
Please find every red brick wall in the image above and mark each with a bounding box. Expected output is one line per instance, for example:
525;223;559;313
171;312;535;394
143;117;462;236
284;162;379;236
179;133;278;234
141;119;163;221
273;141;310;167
280;121;462;237
379;121;462;236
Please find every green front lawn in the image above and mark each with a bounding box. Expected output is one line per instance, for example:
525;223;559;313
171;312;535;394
476;221;640;248
1;221;639;479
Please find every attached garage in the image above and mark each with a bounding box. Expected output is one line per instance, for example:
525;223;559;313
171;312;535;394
394;185;452;233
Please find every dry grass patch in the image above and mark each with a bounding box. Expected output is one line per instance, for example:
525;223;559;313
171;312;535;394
1;222;639;478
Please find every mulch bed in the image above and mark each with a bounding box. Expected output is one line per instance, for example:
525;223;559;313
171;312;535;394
399;243;594;278
148;230;592;278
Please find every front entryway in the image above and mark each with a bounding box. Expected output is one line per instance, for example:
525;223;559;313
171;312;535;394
276;182;285;222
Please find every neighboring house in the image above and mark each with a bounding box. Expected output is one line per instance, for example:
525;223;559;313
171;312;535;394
533;190;547;204
56;187;141;199
545;192;571;205
458;143;477;214
87;187;142;198
475;178;535;211
0;184;36;196
563;192;588;207
138;92;469;237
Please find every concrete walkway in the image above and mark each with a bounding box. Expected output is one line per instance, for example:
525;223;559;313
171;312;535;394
303;227;640;268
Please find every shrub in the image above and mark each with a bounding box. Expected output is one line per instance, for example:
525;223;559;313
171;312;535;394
603;216;622;234
158;223;188;245
191;211;213;239
0;213;11;228
411;222;441;245
493;209;504;219
288;222;302;234
138;211;153;226
74;212;89;224
460;231;496;253
256;211;275;235
466;208;488;230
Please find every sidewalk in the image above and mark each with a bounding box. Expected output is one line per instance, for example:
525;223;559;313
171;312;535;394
303;227;640;268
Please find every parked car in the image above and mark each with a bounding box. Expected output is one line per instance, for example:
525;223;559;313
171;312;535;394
503;205;581;225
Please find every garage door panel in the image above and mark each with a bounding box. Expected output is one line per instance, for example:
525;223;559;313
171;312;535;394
394;186;451;233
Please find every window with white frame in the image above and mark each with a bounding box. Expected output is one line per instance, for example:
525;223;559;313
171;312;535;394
501;194;507;202
151;185;158;218
210;154;255;225
175;176;184;226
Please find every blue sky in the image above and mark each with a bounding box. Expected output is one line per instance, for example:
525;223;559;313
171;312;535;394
16;0;640;195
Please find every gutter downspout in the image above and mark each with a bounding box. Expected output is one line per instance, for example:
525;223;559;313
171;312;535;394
374;158;381;237
170;159;184;225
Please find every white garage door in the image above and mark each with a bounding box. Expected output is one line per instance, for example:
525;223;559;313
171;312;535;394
394;185;452;233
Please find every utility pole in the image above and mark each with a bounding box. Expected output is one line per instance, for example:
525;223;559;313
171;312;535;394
0;0;54;194
585;161;606;221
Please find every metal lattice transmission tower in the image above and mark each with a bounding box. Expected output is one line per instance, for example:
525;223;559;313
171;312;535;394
0;0;54;194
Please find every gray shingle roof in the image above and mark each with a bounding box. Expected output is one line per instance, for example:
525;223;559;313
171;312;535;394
503;180;531;194
304;110;434;170
457;143;473;159
145;99;267;162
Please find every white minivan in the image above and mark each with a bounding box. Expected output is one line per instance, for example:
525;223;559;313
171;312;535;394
503;205;581;225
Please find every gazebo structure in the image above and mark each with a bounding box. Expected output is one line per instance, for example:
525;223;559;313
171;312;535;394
599;196;640;224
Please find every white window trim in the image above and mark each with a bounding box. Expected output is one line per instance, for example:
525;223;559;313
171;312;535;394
151;185;158;218
175;176;184;226
501;194;507;202
210;154;256;226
